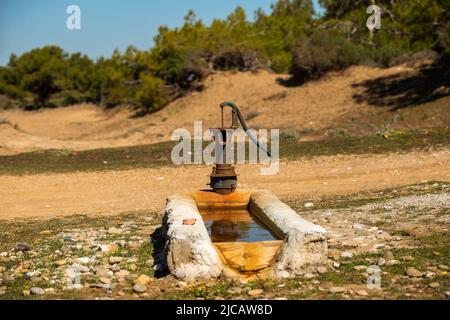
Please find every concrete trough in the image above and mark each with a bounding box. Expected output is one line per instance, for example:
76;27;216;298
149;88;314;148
162;190;328;282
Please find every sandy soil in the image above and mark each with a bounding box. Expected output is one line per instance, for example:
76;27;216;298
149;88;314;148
0;64;418;155
0;148;448;219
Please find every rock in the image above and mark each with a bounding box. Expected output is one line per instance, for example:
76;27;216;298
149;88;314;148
352;223;365;230
247;289;264;296
303;202;314;209
90;283;111;289
373;244;385;250
127;242;142;250
386;259;400;266
341;251;353;259
55;259;67;266
406;267;423;278
303;273;316;279
108;256;123;264
23;289;31;296
100;244;119;254
182;218;197;225
116;240;127;247
328;249;341;261
107;227;123;235
0;286;6;295
132;284;147;293
401;256;415;262
134;274;152;286
73;257;90;265
429;282;440;288
125;274;138;282
383;251;395;261
3;272;14;282
110;264;121;272
428;266;438;272
26;270;41;278
445;291;450;298
432;85;450;96
317;266;327;274
128;263;137;271
96;277;110;284
127;257;138;264
228;287;242;294
60;245;71;253
353;265;367;271
30;277;42;283
377;258;386;266
332;262;340;269
95;267;113;278
356;290;368;296
114;270;130;278
30;287;45;295
275;270;291;278
438;265;448;271
329;287;346;294
15;244;32;252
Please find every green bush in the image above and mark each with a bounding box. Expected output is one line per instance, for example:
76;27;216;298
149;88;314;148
291;30;368;81
135;74;167;113
0;0;447;111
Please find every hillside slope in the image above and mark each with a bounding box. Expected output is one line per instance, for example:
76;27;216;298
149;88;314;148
0;61;448;155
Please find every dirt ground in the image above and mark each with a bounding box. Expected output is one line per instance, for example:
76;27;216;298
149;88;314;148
0;148;448;219
0;182;448;300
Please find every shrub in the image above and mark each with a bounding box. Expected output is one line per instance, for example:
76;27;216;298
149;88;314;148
291;30;367;82
135;74;168;113
213;48;262;71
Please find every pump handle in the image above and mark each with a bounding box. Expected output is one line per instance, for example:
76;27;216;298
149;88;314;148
220;101;271;158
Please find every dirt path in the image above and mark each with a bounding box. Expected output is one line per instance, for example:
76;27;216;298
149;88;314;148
1;148;449;219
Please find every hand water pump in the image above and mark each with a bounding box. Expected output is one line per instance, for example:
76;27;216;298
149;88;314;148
209;101;271;194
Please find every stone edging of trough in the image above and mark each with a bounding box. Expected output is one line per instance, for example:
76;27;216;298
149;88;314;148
162;190;328;281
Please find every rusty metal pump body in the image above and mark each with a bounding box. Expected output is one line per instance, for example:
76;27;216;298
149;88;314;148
209;102;271;194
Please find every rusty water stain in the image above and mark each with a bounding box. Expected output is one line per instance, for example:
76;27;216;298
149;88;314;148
193;190;283;274
201;209;279;242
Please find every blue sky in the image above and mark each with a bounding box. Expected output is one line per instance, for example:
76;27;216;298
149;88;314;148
0;0;324;66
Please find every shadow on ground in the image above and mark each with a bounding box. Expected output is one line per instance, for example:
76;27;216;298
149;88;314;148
352;55;450;111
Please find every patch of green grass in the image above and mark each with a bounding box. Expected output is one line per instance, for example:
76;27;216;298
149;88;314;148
0;211;158;251
280;128;450;159
0;128;448;175
161;281;236;300
391;230;413;237
0;141;175;175
311;232;450;299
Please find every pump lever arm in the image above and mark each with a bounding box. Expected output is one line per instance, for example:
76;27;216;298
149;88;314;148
220;101;272;158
